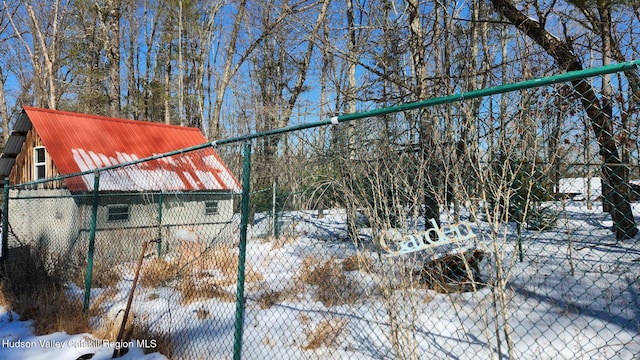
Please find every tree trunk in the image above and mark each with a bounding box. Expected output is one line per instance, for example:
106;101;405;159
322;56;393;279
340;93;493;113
103;0;122;117
489;0;638;240
194;2;222;132
208;0;293;140
25;1;62;109
0;66;9;148
143;0;163;120
209;0;247;140
164;42;172;125
346;0;357;159
255;0;331;181
125;0;140;119
407;0;440;228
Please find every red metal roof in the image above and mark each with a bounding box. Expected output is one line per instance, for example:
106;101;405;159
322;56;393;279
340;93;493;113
23;107;241;192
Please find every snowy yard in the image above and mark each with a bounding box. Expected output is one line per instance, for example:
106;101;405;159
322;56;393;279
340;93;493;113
0;308;166;359
1;200;639;359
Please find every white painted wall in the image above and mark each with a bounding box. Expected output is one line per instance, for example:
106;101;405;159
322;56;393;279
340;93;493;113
7;189;238;263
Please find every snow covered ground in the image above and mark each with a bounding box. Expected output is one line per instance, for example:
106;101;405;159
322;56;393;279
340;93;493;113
1;198;639;359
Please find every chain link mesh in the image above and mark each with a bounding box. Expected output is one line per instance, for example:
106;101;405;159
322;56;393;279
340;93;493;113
2;66;640;359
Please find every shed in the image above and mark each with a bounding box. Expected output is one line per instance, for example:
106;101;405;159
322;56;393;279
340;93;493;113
1;107;241;261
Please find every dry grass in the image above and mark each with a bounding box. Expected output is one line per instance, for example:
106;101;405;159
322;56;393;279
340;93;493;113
267;233;298;250
68;248;121;290
254;282;307;309
89;259;121;289
299;256;360;307
140;243;265;298
178;276;236;304
0;240;267;359
0;286;8;308
299;256;328;286
173;240;207;267
256;290;284;309
342;254;373;272
92;304;174;358
140;257;178;288
181;244;264;285
195;307;210;320
130;322;176;357
141;244;265;304
71;258;121;291
172;244;264;304
0;245;91;335
93;308;135;342
302;318;348;350
87;287;119;317
39;296;91;335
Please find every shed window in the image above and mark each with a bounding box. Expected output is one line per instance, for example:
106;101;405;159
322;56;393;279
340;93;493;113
34;147;46;180
205;201;219;215
107;205;130;222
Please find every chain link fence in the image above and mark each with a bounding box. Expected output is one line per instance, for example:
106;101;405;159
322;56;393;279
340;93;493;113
2;61;640;359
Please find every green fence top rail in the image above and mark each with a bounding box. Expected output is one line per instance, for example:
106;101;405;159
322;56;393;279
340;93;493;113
9;59;639;190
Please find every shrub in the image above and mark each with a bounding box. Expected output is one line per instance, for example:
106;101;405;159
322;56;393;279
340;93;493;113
0;244;90;335
300;256;360;307
341;254;372;272
250;185;289;214
140;258;178;288
302;319;348;350
256;290;284;309
526;204;558;231
490;155;554;226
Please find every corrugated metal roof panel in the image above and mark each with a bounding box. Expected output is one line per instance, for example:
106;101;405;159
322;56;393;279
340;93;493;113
4;135;26;155
22;107;241;192
0;157;15;180
12;112;32;133
0;112;33;180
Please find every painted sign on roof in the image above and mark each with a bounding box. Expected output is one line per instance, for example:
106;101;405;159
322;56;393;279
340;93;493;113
23;107;241;192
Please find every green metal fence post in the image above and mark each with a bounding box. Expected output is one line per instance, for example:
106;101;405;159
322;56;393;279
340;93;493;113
517;224;524;263
83;172;100;313
2;178;9;264
233;141;252;360
272;180;277;238
157;192;164;257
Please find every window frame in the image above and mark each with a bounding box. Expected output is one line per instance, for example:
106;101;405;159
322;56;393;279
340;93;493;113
107;204;131;222
34;146;46;180
205;200;220;216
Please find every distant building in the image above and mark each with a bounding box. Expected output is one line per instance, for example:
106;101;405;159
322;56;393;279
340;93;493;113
558;177;602;201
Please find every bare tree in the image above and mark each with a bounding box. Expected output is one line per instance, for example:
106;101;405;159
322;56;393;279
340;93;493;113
6;0;72;109
208;0;307;140
190;1;223;131
208;0;247;139
407;0;440;228
94;0;122;117
0;8;11;146
489;0;638;240
0;65;9;147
